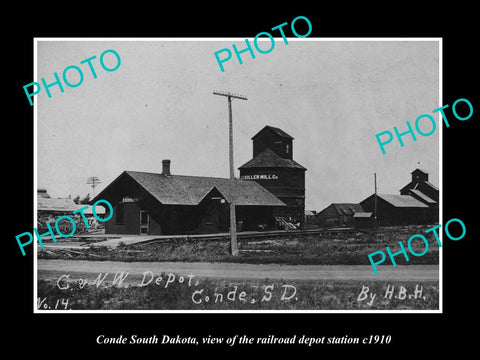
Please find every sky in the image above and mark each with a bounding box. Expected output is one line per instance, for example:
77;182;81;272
36;38;440;211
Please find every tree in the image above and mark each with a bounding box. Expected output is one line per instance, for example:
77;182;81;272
80;193;91;204
73;195;81;204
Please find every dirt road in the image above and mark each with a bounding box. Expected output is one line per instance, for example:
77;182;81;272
37;259;439;283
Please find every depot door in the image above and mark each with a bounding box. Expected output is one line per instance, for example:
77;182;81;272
140;210;149;234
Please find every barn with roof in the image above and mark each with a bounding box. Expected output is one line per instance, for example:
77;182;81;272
360;168;439;226
400;169;438;205
93;159;286;235
316;203;364;227
360;194;432;226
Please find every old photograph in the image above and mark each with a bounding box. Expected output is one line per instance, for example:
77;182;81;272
34;38;441;312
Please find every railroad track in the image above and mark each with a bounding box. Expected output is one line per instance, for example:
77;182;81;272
141;227;359;244
38;227;362;250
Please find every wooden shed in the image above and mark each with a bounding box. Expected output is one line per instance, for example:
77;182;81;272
360;194;431;226
316;203;364;227
353;212;376;230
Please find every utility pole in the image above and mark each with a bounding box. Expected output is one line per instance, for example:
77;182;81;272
87;176;101;198
374;173;378;223
213;90;247;256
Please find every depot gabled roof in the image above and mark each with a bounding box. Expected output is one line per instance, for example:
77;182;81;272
93;170;286;207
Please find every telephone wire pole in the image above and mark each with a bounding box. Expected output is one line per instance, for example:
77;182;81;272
213;90;248;256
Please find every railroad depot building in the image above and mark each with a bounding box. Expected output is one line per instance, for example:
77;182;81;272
93;160;286;235
93;125;306;235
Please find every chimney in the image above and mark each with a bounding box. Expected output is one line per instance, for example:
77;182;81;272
162;159;171;176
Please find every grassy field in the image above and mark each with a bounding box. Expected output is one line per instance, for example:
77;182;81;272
37;276;439;311
38;225;440;266
37;225;440;311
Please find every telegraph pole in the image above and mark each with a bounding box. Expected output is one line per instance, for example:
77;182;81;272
374;173;378;223
213;90;247;256
87;176;101;198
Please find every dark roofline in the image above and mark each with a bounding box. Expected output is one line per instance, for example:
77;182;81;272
399;183;410;192
408;189;437;204
424;181;439;191
122;171;232;207
316;203;362;217
332;203;362;206
251;125;294;140
315;203;336;217
91;170;129;204
238;148;306;170
93;170;287;207
126;170;233;182
411;168;429;174
238;164;307;170
400;180;439;193
332;203;363;215
362;193;429;208
92;170;171;205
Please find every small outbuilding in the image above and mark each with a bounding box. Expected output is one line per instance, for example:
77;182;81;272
360;194;431;226
353;212;376;230
37;189;105;233
316;203;364;227
305;210;317;225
